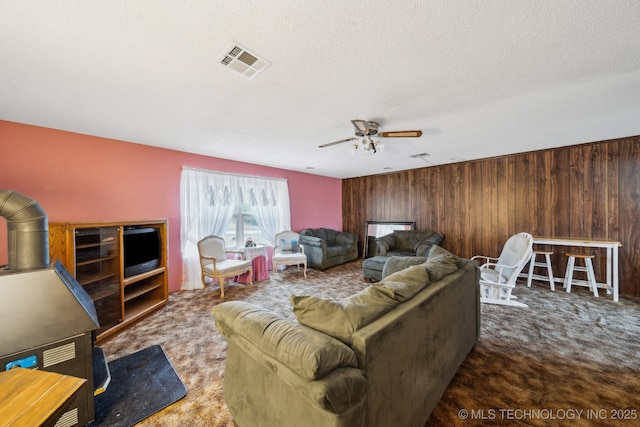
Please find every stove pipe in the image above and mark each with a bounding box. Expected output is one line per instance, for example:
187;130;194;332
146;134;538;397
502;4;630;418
0;189;49;271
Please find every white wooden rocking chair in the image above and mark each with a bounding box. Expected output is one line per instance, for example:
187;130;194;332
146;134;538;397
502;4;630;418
471;232;534;307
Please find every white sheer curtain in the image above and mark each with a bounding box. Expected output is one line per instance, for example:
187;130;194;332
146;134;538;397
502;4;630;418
180;168;290;290
241;176;290;246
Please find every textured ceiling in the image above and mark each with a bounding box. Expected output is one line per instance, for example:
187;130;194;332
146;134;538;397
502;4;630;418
2;1;640;179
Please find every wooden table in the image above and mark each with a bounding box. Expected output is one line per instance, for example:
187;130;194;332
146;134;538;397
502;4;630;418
0;368;86;427
532;237;622;302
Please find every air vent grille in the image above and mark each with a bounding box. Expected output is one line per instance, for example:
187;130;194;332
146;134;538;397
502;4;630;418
409;152;431;158
54;408;79;427
43;342;76;367
220;44;271;80
410;152;434;165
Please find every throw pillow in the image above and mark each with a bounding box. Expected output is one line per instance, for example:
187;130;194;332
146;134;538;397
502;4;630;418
291;285;398;345
280;238;299;253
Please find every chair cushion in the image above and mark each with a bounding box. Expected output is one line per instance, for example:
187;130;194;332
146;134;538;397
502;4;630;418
204;259;252;275
480;268;507;283
272;252;306;262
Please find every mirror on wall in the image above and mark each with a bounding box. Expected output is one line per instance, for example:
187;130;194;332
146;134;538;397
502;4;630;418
363;221;416;258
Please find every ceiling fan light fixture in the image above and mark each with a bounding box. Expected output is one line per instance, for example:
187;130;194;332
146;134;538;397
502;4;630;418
349;136;383;155
319;119;423;153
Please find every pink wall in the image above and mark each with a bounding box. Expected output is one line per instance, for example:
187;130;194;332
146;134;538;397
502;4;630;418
0;120;342;291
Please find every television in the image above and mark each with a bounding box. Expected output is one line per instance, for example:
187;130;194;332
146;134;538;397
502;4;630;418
123;227;161;278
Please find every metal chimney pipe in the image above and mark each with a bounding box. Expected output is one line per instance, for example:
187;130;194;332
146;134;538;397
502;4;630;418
0;190;49;271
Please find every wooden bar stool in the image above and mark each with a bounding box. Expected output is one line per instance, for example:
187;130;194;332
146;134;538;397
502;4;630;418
564;253;598;297
527;250;555;290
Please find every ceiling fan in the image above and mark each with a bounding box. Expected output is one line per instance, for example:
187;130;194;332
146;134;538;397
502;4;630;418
319;119;423;154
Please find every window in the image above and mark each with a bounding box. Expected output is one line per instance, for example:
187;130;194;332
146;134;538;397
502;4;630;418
222;204;270;248
180;168;291;290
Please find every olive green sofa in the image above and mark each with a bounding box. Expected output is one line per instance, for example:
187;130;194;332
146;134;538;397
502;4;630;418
298;227;359;271
211;246;480;427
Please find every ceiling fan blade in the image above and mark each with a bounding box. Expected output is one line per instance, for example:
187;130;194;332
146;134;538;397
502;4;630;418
318;137;357;148
350;119;367;133
379;130;423;138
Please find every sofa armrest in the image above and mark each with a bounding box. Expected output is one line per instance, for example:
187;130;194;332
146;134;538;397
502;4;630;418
211;301;358;381
298;234;325;248
375;233;396;256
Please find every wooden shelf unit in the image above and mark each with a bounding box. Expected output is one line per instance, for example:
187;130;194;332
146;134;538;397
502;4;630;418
49;219;168;342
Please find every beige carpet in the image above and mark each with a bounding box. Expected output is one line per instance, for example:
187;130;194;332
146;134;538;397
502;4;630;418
98;261;640;427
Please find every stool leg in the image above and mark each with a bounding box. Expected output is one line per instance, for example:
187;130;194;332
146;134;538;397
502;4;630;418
564;256;575;293
544;253;555;291
527;252;536;288
585;258;599;297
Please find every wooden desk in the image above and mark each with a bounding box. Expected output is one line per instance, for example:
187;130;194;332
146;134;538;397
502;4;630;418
533;237;622;302
0;368;86;427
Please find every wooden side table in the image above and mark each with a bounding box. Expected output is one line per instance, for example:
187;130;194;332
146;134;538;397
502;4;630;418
0;367;86;427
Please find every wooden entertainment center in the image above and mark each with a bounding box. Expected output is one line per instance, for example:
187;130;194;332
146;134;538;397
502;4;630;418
49;219;168;342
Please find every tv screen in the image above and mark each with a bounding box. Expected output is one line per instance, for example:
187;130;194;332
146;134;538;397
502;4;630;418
123;227;161;278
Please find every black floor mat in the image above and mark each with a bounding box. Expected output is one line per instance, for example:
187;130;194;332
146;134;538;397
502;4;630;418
89;345;187;427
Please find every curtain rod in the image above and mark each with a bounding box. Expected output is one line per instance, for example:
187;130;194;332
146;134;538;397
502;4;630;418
182;166;288;183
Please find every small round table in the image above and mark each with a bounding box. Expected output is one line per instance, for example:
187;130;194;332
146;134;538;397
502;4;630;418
236;245;270;283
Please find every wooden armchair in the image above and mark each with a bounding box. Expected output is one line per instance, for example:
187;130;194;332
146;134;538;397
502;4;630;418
197;235;253;298
272;230;307;277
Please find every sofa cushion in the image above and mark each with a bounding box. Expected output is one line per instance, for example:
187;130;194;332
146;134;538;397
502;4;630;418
323;228;338;243
381;256;428;279
393;230;421;251
386;250;415;257
374;264;431;302
415;232;445;256
310;228;327;242
291;286;398;345
326;245;352;258
423;253;459;282
212;301;358;381
428;244;464;267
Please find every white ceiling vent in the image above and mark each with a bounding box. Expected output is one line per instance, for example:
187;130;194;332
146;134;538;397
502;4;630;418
220;44;271;80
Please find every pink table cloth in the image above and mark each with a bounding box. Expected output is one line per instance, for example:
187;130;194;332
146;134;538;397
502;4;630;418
236;245;270;283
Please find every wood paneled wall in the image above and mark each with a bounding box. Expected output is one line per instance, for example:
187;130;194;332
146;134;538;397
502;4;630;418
343;135;640;297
